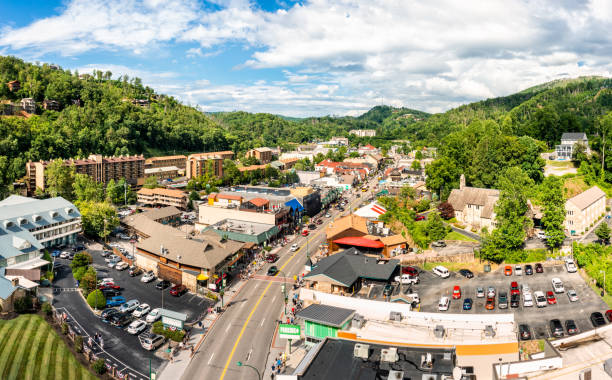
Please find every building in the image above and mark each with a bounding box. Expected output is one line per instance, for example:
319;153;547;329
205;219;279;244
137;187;188;209
122;213;245;292
303;248;398;294
326;214;369;250
137;206;182;226
42;99;60;111
330;136;349;146
144;166;180;179
280;157;299;169
555;132;589;160
225;185;321;217
145;155;187;169
20;98;36;114
197;200;292;231
565;186;606;235
357;144;378;155
349;129;376;137
447;174;499;231
238;164;267;173
246;147;273;164
26;154;145;195
296;304;355;346
207;193;243;207
7;80;20;92
186;152;232;179
354;202;387;220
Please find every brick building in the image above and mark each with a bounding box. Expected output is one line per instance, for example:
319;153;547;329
186;151;233;179
145;155;186;169
136;187;188;209
246;147;273;164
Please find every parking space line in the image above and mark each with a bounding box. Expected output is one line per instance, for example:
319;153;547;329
226;323;232;333
208;353;215;365
260;318;265;327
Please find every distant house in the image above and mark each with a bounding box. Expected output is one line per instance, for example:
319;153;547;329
349;129;376;137
20;98;36;114
42;99;60;111
565;186;606;236
447;174;499;231
555;133;589;160
6;80;20;92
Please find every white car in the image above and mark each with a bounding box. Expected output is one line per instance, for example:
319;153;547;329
536;231;547;239
514;265;523;276
133;304;151;318
60;251;71;259
476;287;485;298
551;278;565;293
520;284;531;294
394;274;419;285
565;259;577;273
146;308;161;323
523;292;533;307
487;286;496;298
141;271;156;283
290;244;299;252
438;296;450;311
115;261;129;271
325;213;331;218
567;289;579;302
127;319;147;335
534;291;547;307
105;254;120;263
98;278;114;286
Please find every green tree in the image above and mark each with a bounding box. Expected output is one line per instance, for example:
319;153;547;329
80;266;98;294
597;112;612;180
425;157;460;200
411;160;421;171
595;222;611;244
540;176;566;248
399;185;416;202
77;201;119;239
73;173;104;202
143;176;158;189
45;159;75;199
87;289;106;309
424;213;448;242
70;252;92;270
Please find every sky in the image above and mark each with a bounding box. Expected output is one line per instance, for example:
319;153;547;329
0;0;611;117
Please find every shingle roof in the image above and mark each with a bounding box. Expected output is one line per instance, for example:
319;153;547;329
304;248;398;287
0;268;16;300
137;187;187;198
567;186;606;210
447;186;500;219
561;132;587;141
247;198;269;207
140;206;181;221
295;304;355;327
326;214;369;240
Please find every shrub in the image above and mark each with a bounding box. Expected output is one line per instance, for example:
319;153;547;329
87;290;106;309
14;295;33;313
74;335;83;353
92;359;106;375
61;322;69;335
42;302;52;316
206;291;218;301
152;321;186;342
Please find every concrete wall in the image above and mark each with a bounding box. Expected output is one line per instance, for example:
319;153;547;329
198;204;276;226
135;252;158;274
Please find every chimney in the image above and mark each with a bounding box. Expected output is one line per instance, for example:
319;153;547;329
459;174;466;190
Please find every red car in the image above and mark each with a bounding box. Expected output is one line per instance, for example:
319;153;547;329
510;282;520;296
170;285;187;296
605;310;612;322
99;283;121;290
504;266;512;276
265;254;279;263
301;230;309;236
415;215;426;221
402;266;419;276
452;286;461;299
546;291;557;304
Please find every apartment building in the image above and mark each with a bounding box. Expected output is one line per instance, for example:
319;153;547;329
145;155;187;169
555;132;590;160
349;129;376;137
26;154;145;195
186;151;233;179
565;186;606;235
144;166;180;179
20;98;36;114
246;147;273;164
42;99;60;111
137;187;188;209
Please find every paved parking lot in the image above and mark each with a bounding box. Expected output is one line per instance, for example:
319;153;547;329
413;264;608;339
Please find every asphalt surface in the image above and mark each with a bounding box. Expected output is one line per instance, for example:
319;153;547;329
182;180;378;380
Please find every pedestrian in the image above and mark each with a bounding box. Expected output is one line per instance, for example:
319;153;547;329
170;353;174;364
271;364;275;373
191;345;195;355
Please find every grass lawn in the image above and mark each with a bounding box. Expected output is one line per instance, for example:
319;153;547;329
422;261;499;273
0;314;97;380
546;159;576;168
444;230;478;242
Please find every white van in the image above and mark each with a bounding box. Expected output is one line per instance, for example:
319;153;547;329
432;266;450;278
394;274;419;285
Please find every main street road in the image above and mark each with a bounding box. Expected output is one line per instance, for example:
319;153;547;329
182;179;378;380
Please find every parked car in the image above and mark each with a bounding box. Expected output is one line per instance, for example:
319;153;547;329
485;297;495;310
139;333;165;351
567;289;579;302
60;251;70;259
510;282;520;296
591;312;607;327
101;250;112;258
463;298;473;310
431;241;446;248
308;224;316;230
51;250;61;257
415;215;426;221
146;308;162;323
115;261;129;271
128;266;142;276
394;274;419;284
476;287;485;298
458;269;474;278
141;271;156;283
265;254;279;263
101;308;119;322
99;283;121;290
432;266;450;278
155;280;171;290
523;292;533;307
98;278;115;286
565;259;577;273
524;264;533;275
551;278;565;293
487;286;496;298
383;284;394;297
519;324;532;340
316;219;323;225
119;299;140;313
127;319;148;335
535;263;544;273
510;293;520;308
514;265;523;276
170;285;188;296
104;254;119;263
565;320;579;335
402;266;419;277
133;304;151;318
549;319;564;338
438;296;450;311
110;312;132;328
546;291;557;304
290;244;299;252
498;292;508;309
504;266;512;276
101;288;121;297
106;296;126;307
301;230;309;236
325;213;331;218
267;266;279;276
452;285;462;299
107;258;121;268
536;231;547;239
606;310;612;322
534;291;547;307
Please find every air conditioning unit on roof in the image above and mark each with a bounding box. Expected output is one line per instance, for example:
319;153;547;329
353;343;369;360
381;347;398;363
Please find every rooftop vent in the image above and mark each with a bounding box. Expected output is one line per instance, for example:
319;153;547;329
387;370;404;380
381;347;398;363
353;343;369;360
434;325;445;338
484;325;496;337
49;211;58;218
420;353;433;369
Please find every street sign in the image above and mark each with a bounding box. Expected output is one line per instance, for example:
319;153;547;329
278;324;300;340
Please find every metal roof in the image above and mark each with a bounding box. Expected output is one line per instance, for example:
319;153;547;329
296;304;355;327
159;308;187;321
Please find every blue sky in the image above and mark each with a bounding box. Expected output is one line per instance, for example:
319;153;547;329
1;0;611;117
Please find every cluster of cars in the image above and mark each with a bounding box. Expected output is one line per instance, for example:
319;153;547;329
101;300;165;350
52;244;87;259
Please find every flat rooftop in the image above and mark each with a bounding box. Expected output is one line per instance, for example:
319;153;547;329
297;338;456;380
210;218;276;235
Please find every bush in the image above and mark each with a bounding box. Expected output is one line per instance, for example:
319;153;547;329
74;335;83;353
92;359;106;375
42;302;52;316
87;290;106;309
14;295;33;313
61;322;69;335
206;291;218;301
152;321;186;342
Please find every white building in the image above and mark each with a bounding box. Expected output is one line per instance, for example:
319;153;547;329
555;132;589;160
565;186;606;236
349;129;376;137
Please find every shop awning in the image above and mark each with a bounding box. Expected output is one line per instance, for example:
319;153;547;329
333;237;385;248
197;273;209;281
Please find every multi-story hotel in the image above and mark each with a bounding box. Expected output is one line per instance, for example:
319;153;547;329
145;155;187;169
26;154;145;195
137;187;189;209
186;151;233;179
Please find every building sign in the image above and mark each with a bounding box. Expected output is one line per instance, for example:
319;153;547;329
278;324;301;340
162;316;184;330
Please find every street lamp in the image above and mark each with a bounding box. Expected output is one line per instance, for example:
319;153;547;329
277;269;288;316
236;361;261;380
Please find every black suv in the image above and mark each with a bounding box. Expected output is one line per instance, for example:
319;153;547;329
519;324;531;340
510;294;520;308
101;308;119;323
549;319;564;338
591;312;607;327
458;269;474;278
524;264;533;275
101;288;121;297
155;280;171;290
110;312;132;327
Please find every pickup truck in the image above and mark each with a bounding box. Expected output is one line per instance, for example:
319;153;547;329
394;274;419;285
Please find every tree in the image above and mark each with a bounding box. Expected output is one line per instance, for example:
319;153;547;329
143;176;158;189
73;173;104;202
540;176;566;248
424;213;448;242
45;159;75;199
106;178;134;205
87;289;106;309
425;157;460;200
349;151;360;158
595;223;611;244
77;201;119;239
80;266;98;294
437;201;455;220
411;160;421;171
415;150;423;160
189;190;201;201
598;112;612;180
70;252;92;270
399;185;416;202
